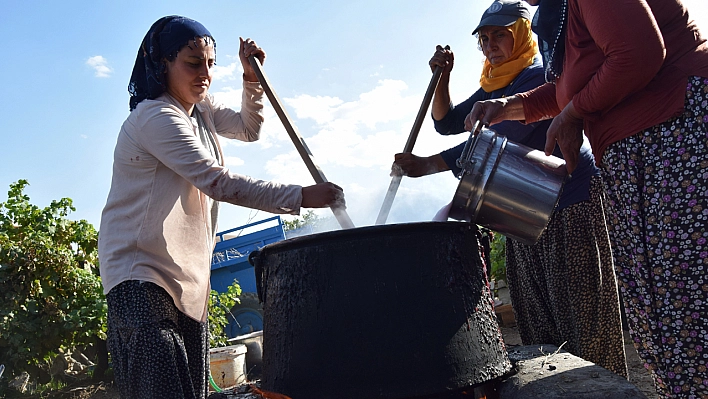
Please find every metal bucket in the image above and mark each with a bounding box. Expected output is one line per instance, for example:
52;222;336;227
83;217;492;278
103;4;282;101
251;221;511;399
449;129;567;245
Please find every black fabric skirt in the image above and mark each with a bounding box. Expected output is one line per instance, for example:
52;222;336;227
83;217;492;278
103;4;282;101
107;280;209;399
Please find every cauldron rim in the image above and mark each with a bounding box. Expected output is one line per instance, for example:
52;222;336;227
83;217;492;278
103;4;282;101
249;220;481;305
261;220;478;254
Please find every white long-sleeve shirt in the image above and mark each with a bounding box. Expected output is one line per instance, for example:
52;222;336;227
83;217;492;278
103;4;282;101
98;81;302;321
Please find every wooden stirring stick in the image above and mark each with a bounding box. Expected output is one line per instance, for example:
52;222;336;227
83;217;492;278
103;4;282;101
248;56;355;230
375;46;449;225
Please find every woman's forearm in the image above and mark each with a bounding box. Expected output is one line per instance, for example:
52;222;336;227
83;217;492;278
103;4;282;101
500;95;526;121
431;73;452;121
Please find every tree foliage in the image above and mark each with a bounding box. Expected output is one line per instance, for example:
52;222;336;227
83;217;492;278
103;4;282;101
0;180;106;384
208;280;241;348
281;210;321;232
282;210;341;236
489;232;507;284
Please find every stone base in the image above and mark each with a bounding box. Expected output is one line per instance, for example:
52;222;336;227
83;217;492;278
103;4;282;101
496;345;648;399
211;345;650;399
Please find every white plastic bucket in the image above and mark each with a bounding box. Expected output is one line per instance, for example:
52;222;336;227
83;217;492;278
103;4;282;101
228;330;263;381
209;344;247;390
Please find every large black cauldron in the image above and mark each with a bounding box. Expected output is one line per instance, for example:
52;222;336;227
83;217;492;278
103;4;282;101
251;221;511;399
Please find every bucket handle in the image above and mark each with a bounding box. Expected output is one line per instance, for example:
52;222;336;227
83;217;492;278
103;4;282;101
455;120;485;177
470;131;506;219
248;250;266;304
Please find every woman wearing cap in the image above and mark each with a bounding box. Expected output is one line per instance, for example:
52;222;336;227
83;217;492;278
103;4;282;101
98;16;345;398
393;0;627;377
468;0;708;396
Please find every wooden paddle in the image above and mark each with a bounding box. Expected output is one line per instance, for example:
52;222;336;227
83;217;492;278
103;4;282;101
248;56;355;230
375;48;448;225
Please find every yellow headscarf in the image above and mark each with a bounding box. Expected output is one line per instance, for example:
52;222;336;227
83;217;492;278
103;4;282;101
479;18;538;93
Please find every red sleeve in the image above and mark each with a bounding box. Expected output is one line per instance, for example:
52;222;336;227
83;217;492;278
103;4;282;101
518;83;561;123
571;0;666;120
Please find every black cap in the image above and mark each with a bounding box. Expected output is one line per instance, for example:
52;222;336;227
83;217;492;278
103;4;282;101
472;0;532;35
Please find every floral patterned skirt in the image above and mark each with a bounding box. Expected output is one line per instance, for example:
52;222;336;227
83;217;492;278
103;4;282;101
601;75;708;398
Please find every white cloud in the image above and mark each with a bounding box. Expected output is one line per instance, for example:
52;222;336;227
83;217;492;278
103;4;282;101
212;86;243;108
212;87;289;151
269;79;423;172
223;156;245;167
263;151;313;185
257;108;292;149
286;79;417;129
283;95;343;125
264;80;434;176
212;61;241;82
86;56;113;78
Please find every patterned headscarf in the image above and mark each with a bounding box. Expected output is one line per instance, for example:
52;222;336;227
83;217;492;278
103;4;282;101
531;0;567;83
128;16;215;111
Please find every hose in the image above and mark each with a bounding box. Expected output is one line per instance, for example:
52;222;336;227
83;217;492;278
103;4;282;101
209;373;223;392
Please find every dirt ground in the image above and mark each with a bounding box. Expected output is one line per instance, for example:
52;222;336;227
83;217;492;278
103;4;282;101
55;324;656;399
54;382;119;399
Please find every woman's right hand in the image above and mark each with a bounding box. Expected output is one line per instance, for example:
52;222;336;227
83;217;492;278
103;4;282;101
240;37;266;83
301;182;345;209
464;96;522;131
429;45;454;75
392;153;447;177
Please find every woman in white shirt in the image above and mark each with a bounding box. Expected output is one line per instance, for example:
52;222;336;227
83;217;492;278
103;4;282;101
98;15;344;398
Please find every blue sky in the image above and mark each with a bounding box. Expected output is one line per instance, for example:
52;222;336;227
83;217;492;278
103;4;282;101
2;1;707;233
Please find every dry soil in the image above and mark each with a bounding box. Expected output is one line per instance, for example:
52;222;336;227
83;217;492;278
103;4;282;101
50;326;658;399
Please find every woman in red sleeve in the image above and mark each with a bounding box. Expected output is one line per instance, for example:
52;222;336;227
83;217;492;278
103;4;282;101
468;0;708;397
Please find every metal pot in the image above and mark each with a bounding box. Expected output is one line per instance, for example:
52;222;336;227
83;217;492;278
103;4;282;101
449;129;567;245
251;221;511;399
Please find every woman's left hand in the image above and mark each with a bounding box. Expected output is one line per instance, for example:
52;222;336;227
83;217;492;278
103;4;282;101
544;101;584;174
240;37;266;82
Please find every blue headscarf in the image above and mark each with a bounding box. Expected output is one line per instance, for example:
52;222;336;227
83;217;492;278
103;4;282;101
128;16;215;111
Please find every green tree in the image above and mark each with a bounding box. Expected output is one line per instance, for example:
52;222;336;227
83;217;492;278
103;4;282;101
0;180;106;387
208;280;241;348
281;209;321;232
489;233;507;284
